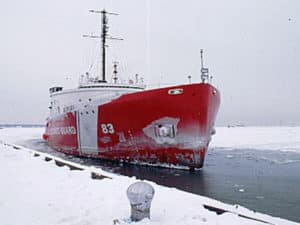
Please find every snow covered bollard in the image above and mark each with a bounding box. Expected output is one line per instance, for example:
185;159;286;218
127;181;155;222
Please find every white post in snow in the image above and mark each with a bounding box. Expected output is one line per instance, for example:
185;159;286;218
127;181;155;222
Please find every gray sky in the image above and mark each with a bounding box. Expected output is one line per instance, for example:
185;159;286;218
0;0;299;126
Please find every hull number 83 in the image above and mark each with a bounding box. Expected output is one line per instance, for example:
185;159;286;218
101;123;115;134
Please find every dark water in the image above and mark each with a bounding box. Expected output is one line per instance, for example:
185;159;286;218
20;139;300;223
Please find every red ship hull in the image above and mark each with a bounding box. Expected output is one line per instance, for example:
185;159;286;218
44;83;220;169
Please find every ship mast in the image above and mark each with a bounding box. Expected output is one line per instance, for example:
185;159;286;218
200;49;209;83
113;61;119;84
101;10;108;82
85;9;123;83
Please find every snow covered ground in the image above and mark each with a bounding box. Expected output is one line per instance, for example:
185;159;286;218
0;127;44;145
0;127;299;225
211;126;300;153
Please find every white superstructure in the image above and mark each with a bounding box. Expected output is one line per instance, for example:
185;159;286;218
49;82;145;118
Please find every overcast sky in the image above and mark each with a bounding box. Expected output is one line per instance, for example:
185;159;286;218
0;0;299;126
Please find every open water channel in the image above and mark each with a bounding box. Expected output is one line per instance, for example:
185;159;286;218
21;139;300;223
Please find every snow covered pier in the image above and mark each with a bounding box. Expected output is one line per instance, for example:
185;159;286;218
0;128;299;225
